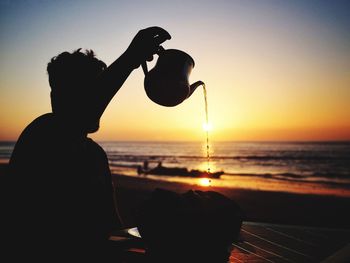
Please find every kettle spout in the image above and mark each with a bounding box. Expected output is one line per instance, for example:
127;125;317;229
188;81;204;98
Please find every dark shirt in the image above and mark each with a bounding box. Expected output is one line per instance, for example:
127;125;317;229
8;113;119;252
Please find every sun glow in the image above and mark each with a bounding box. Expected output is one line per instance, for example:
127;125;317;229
199;161;216;172
198;178;211;187
202;122;213;132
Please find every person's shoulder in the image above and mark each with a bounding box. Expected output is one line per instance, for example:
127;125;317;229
85;139;110;168
10;113;57;165
15;113;58;148
20;113;56;139
86;138;106;156
28;113;55;127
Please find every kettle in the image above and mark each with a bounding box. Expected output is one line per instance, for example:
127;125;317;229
142;48;204;107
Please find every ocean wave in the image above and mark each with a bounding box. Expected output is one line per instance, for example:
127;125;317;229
109;162;139;168
106;153;347;161
224;172;350;186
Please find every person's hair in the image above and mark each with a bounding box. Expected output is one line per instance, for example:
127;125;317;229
47;49;107;133
47;48;106;91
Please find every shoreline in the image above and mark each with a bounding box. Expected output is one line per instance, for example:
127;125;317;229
110;165;350;198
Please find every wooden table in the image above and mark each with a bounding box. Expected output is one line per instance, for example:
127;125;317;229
109;221;350;263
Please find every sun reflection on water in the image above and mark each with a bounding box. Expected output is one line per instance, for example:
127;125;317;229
198;162;217;173
198;178;211;187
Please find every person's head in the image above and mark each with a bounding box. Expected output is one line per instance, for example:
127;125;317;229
47;49;107;133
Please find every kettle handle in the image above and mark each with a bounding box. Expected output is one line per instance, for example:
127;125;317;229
141;45;165;75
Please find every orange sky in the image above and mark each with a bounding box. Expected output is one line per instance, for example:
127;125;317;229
1;1;349;141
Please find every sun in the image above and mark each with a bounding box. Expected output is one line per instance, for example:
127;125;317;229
202;122;213;132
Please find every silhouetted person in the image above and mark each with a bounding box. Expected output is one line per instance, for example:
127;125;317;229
137;165;143;175
6;27;171;258
143;160;149;171
137;160;149;175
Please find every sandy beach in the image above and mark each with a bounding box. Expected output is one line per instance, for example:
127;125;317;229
1;163;349;230
112;173;350;229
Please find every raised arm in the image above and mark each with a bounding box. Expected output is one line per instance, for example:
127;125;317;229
91;27;171;122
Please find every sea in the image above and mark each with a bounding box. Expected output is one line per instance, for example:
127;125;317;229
1;141;350;195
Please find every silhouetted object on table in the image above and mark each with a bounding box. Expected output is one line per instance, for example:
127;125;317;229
137;188;243;263
5;27;171;256
143;48;204;106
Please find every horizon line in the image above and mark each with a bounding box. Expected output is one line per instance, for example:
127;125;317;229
1;139;349;143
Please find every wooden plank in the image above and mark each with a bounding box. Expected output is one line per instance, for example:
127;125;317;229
229;222;350;263
237;230;313;263
321;243;350;263
232;242;288;263
242;225;319;258
109;222;350;262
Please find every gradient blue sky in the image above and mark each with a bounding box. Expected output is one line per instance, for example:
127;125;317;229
1;0;350;141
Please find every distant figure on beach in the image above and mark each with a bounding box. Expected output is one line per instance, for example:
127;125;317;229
137;160;150;175
137;165;143;175
6;27;171;254
143;160;149;171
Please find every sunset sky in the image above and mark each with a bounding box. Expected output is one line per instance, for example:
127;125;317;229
1;0;349;141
